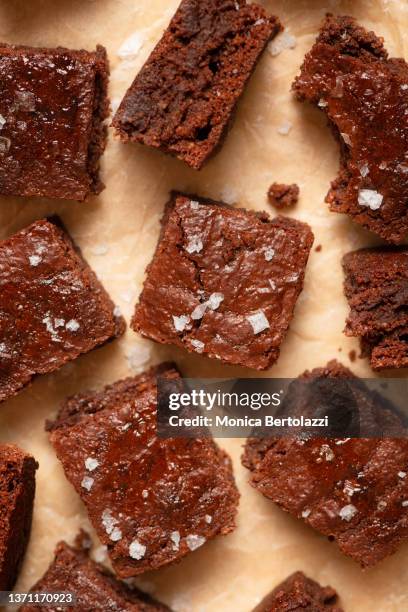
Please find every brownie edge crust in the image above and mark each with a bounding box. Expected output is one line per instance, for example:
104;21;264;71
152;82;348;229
112;0;282;169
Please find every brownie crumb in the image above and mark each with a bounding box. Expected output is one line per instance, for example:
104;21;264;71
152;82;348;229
252;572;343;611
315;244;322;252
267;183;299;209
0;444;38;590
348;349;357;362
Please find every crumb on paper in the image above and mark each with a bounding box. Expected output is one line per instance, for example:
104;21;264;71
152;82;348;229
267;183;299;208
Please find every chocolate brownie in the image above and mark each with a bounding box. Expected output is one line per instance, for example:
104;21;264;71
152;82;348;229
0;43;109;201
47;363;239;577
252;572;342;612
293;14;408;244
21;538;172;611
267;183;299;209
0;444;38;590
112;0;281;170
243;361;408;568
0;218;125;403
132;193;314;370
343;247;408;370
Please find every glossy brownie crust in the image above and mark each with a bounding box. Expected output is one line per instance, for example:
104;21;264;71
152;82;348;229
21;540;172;611
0;444;38;590
132;193;314;370
47;364;239;577
293;14;408;244
112;0;281;170
252;572;342;612
343;248;408;370
243;361;408;568
0;43;109;201
0;218;125;403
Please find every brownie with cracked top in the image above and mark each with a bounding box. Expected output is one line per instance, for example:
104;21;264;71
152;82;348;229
21;538;172;611
293;14;408;244
112;0;281;170
0;218;125;403
343;247;408;371
252;572;343;612
0;43;109;201
47;363;239;577
132;193;314;371
242;361;408;568
0;444;38;590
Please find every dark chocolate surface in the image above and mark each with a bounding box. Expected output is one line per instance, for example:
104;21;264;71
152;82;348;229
293;14;408;244
112;0;281;169
0;43;109;201
48;364;239;577
132;193;314;371
0;218;125;403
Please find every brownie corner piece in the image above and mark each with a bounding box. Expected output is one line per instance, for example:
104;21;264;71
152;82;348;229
21;537;172;611
342;247;408;370
48;363;239;577
112;0;282;169
132;193;313;370
252;572;342;612
0;444;38;590
0;42;109;201
292;13;408;244
0;217;125;403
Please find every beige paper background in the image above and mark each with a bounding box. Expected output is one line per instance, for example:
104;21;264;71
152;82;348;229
0;0;407;610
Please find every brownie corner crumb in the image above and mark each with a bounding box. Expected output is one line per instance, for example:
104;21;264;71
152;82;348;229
267;183;299;209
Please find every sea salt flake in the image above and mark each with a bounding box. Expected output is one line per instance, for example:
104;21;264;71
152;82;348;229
0;115;6;129
401;84;408;90
190;200;200;210
286;273;299;283
29;254;41;267
268;31;297;56
402;500;408;507
269;279;277;291
173;314;190;331
127;344;151;371
253;18;265;26
398;471;407;479
318;98;328;108
117;32;145;60
301;509;311;518
247;310;270;334
341;132;352;146
339;504;358;521
207;293;224;310
191;303;207;320
142;489;149;499
110;527;123;542
205;514;213;524
66;319;80;332
320;444;335;462
81;476;94;491
359;163;369;177
343;482;361;497
170;531;181;550
264;248;275;261
358;189;383;210
102;509;119;537
129;539;146;560
186;235;203;254
190;339;205;353
85;457;99;472
186;534;206;551
113;305;122;318
0;136;11;153
93;545;108;563
277;120;292;135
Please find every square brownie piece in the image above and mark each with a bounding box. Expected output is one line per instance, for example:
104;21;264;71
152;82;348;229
293;14;408;244
112;0;281;170
132;193;314;370
0;218;125;403
0;444;38;590
242;361;408;568
21;538;172;611
252;572;342;612
0;43;109;201
342;247;408;370
47;363;239;577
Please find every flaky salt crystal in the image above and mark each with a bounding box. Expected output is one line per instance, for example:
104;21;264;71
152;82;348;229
170;531;181;550
66;319;80;332
117;32;145;60
264;248;275;262
85;457;99;472
173;314;190;331
358;189;383;210
186;534;206;551
29;254;41;267
186;235;203;254
247;311;270;334
339;504;358;521
191;303;207;320
341;133;352;146
190;339;205;353
0;115;6;129
129;539;146;560
81;476;94;491
207;293;224;310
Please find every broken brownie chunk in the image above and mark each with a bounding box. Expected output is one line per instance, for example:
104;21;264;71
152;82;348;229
47;363;239;577
252;572;342;612
132;193;314;370
21;538;172;611
0;444;38;590
0;218;125;403
0;43;109;201
112;0;281;170
243;361;408;568
267;183;299;209
293;14;408;244
343;247;408;370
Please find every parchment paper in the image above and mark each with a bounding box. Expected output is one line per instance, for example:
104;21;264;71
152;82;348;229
0;0;407;610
